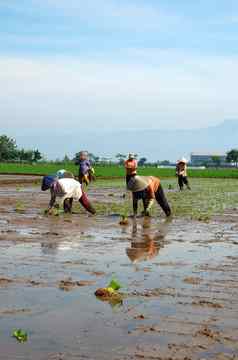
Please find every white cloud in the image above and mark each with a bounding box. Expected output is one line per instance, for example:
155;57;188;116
0;51;238;133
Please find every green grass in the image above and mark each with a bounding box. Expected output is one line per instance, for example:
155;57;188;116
0;162;238;179
80;178;238;222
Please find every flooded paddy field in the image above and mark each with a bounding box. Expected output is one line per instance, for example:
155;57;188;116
0;176;238;360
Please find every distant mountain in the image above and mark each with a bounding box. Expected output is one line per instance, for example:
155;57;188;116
15;119;238;161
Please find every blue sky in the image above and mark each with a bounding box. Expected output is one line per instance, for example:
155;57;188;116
1;0;237;56
0;0;238;143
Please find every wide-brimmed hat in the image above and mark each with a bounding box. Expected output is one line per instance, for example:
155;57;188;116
127;176;150;192
56;169;66;178
56;169;74;179
177;157;187;164
128;153;135;159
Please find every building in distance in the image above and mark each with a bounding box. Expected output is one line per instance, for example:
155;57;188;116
190;152;227;166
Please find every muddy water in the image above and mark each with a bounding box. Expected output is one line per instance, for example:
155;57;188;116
0;178;238;360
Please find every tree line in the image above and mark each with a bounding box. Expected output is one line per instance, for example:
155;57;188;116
0;135;42;163
1;134;238;167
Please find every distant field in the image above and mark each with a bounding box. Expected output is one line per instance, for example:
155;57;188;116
0;162;238;178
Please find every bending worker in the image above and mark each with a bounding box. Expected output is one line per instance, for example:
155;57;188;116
41;175;96;214
127;175;171;217
176;157;191;191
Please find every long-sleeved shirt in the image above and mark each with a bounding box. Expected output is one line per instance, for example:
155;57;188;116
75;159;91;176
146;176;161;199
176;163;187;177
49;178;82;208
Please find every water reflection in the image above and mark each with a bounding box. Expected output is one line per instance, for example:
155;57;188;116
41;242;59;255
126;217;172;263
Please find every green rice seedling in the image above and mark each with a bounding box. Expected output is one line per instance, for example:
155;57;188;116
15;200;25;213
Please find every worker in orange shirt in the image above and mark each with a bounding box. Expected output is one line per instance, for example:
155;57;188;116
124;153;137;184
127;175;171;217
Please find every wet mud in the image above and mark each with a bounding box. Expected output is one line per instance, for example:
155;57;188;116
0;176;238;359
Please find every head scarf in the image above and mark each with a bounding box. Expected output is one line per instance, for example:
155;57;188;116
41;175;56;191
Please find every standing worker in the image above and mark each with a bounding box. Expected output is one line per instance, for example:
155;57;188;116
124;153;137;184
127;175;171;217
176;157;191;191
75;151;95;185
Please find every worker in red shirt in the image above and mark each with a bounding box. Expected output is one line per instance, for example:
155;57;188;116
124;153;137;184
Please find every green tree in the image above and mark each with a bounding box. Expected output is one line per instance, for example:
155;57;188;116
211;155;221;168
226;149;238;167
88;153;99;164
22;150;34;163
33;149;42;162
138;157;147;166
160;160;170;165
0;135;18;161
115;153;126;165
17;149;42;163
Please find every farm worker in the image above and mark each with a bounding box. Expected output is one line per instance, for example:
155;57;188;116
41;175;96;214
124;153;137;184
127;175;171;217
56;169;74;179
176;157;191;191
75;151;95;185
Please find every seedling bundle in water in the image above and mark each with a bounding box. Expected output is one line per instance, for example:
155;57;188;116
12;329;28;343
95;278;123;304
119;215;129;225
108;278;122;291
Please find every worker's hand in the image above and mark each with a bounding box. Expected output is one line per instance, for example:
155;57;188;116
44;208;53;215
83;175;90;185
145;199;154;212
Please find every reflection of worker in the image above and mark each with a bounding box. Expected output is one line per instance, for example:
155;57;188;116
176;158;191;191
126;216;172;263
41;242;58;255
75;151;95;185
126;237;160;263
41;176;96;214
126;221;164;263
127;175;171;217
124;153;137;184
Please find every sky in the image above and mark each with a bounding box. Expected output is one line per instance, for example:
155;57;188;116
1;0;238;157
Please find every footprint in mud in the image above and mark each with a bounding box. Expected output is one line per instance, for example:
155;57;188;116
0;278;14;287
183;277;203;285
195;325;221;341
87;271;106;277
0;308;31;316
58;279;96;291
192;299;224;308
